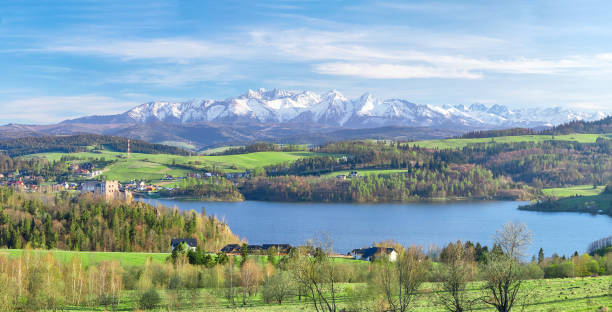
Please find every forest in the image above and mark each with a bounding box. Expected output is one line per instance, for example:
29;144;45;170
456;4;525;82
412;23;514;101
248;137;611;202
158;177;244;201
0;134;190;157
0;187;239;252
459;115;612;138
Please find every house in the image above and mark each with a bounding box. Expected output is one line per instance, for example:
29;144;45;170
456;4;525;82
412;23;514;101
349;171;359;178
220;244;242;254
171;238;197;251
336;175;347;180
351;247;398;262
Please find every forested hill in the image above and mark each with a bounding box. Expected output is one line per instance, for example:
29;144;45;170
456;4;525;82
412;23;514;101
544;115;612;135
0;187;240;252
0;134;190;157
457;116;612;139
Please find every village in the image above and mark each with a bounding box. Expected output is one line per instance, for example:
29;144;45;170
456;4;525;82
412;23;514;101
0;158;256;198
171;238;399;263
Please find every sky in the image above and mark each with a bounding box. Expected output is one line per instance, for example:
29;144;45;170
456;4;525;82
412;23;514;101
1;0;612;124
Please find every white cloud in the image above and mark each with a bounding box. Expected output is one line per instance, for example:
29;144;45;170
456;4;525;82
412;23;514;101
313;63;482;79
117;64;241;86
47;38;248;62
36;28;612;82
0;95;138;124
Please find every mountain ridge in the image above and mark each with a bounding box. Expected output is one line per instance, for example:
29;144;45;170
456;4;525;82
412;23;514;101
63;88;609;129
2;88;609;150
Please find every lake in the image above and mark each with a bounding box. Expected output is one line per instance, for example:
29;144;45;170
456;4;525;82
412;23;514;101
138;198;612;257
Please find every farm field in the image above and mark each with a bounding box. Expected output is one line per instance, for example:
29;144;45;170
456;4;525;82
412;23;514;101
410;133;611;149
0;249;169;266
65;276;612;311
321;168;408;178
27;150;318;182
542;185;606;197
546;193;612;213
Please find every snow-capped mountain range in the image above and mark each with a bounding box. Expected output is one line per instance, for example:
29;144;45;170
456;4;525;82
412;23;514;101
108;88;607;129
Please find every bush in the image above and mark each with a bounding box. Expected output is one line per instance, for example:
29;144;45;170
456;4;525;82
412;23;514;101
261;271;296;304
524;263;544;279
139;289;162;310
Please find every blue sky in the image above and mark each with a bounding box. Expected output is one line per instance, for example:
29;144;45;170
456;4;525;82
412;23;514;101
1;0;612;123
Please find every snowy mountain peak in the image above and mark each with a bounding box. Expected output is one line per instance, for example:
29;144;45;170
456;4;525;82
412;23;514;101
117;89;609;129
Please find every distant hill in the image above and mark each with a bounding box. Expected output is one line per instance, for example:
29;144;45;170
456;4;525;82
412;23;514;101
544;116;612;135
0;134;190;157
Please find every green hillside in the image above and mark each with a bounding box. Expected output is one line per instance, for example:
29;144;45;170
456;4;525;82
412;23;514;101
410;133;610;149
27;150;318;182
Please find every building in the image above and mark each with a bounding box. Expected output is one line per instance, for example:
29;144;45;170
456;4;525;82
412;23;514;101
220;244;242;254
350;247;398;262
171;238;197;251
81;180;132;201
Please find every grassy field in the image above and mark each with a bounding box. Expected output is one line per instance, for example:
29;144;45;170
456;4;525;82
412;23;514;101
542;185;606;198
546;193;612;213
0;249;169;266
522;193;612;215
410;133;611;149
66;276;612;311
321;168;408;178
27;150;318;182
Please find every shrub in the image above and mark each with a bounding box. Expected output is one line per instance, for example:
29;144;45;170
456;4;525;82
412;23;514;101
139;289;161;310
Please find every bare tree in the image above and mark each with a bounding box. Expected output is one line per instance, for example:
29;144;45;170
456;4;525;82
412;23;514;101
482;222;532;312
494;222;532;259
374;246;429;312
291;235;341;312
224;256;237;306
435;241;477;312
240;258;262;306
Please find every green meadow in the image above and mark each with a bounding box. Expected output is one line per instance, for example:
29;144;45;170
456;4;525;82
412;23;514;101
0;249;169;266
321;168;408;178
65;276;612;311
410;133;610;149
542;185;607;198
28;150;318;182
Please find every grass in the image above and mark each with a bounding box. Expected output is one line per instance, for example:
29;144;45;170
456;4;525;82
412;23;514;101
542;185;607;198
522;193;612;215
0;249;169;266
321;169;408;178
26;150;318;182
65;276;612;311
547;193;612;213
410;133;611;149
203;151;317;172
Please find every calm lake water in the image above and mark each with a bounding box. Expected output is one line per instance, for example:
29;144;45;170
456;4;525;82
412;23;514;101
138;198;612;257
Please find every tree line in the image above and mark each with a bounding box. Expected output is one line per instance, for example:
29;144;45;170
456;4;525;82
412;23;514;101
1;223;610;311
158;177;244;201
0;134;190;157
242;165;532;202
0;187;239;252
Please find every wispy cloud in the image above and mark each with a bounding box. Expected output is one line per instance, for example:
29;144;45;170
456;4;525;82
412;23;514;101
117;64;243;86
313;63;482;79
0;95;138;124
46;38;249;62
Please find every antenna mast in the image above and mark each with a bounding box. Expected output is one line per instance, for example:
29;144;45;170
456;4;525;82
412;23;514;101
127;138;131;159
